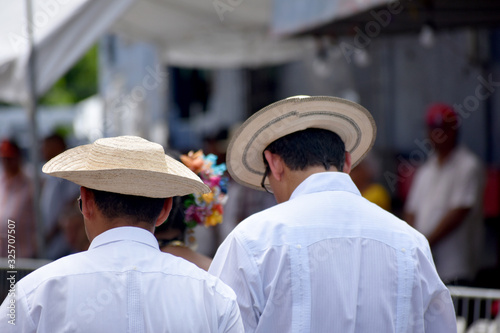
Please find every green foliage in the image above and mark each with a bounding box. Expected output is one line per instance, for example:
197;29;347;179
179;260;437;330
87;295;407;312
39;44;98;105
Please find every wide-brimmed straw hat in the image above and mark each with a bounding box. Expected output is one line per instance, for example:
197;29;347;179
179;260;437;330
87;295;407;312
42;136;210;198
227;95;377;191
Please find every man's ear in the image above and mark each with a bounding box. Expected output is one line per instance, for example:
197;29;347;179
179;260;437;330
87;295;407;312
155;197;173;227
264;150;284;181
80;187;94;219
343;151;352;174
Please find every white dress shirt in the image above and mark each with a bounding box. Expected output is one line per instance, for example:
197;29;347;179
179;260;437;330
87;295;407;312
0;227;243;332
209;172;456;333
405;146;484;282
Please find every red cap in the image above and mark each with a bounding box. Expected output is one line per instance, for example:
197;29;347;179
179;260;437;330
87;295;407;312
0;140;20;158
425;103;458;128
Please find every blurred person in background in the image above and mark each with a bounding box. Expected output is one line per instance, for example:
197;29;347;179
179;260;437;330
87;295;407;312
155;149;228;271
0;139;36;258
218;178;276;242
405;103;485;285
40;133;80;259
155;196;213;271
58;199;89;253
350;151;392;211
208;126;276;243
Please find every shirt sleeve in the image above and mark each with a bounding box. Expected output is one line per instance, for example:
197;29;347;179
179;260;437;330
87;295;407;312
411;247;457;333
424;288;457;333
448;159;483;209
219;294;245;333
209;232;263;332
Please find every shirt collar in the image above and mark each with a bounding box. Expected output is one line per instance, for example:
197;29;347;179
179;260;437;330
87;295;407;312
428;145;463;168
89;226;160;251
290;172;361;200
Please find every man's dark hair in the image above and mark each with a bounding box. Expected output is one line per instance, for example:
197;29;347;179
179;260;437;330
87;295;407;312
264;128;345;171
88;188;166;225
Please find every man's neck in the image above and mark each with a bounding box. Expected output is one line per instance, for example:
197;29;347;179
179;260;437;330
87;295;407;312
285;166;340;200
437;145;457;166
87;217;155;243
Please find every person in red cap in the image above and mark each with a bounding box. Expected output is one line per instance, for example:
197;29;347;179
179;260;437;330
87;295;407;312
405;103;485;285
0;139;37;258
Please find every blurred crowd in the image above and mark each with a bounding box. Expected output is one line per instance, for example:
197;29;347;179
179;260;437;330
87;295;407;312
0;133;86;260
0;102;498;289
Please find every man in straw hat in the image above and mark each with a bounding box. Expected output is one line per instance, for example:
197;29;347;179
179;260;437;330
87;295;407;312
209;96;456;332
0;136;243;332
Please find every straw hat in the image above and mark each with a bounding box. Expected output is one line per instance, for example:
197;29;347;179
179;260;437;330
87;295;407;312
42;136;210;198
227;95;377;191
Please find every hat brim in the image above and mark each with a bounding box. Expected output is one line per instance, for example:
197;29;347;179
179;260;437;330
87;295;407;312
227;96;376;191
42;144;210;198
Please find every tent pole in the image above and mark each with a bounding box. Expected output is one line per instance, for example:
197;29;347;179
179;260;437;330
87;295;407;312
26;0;45;259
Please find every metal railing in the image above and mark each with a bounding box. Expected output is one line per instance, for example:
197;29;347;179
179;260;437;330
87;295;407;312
449;286;500;332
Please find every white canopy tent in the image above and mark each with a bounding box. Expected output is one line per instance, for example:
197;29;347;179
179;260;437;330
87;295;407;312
0;0;314;105
0;0;134;105
0;0;314;258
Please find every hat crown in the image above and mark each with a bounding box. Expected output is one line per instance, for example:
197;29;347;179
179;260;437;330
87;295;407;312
86;136;166;172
